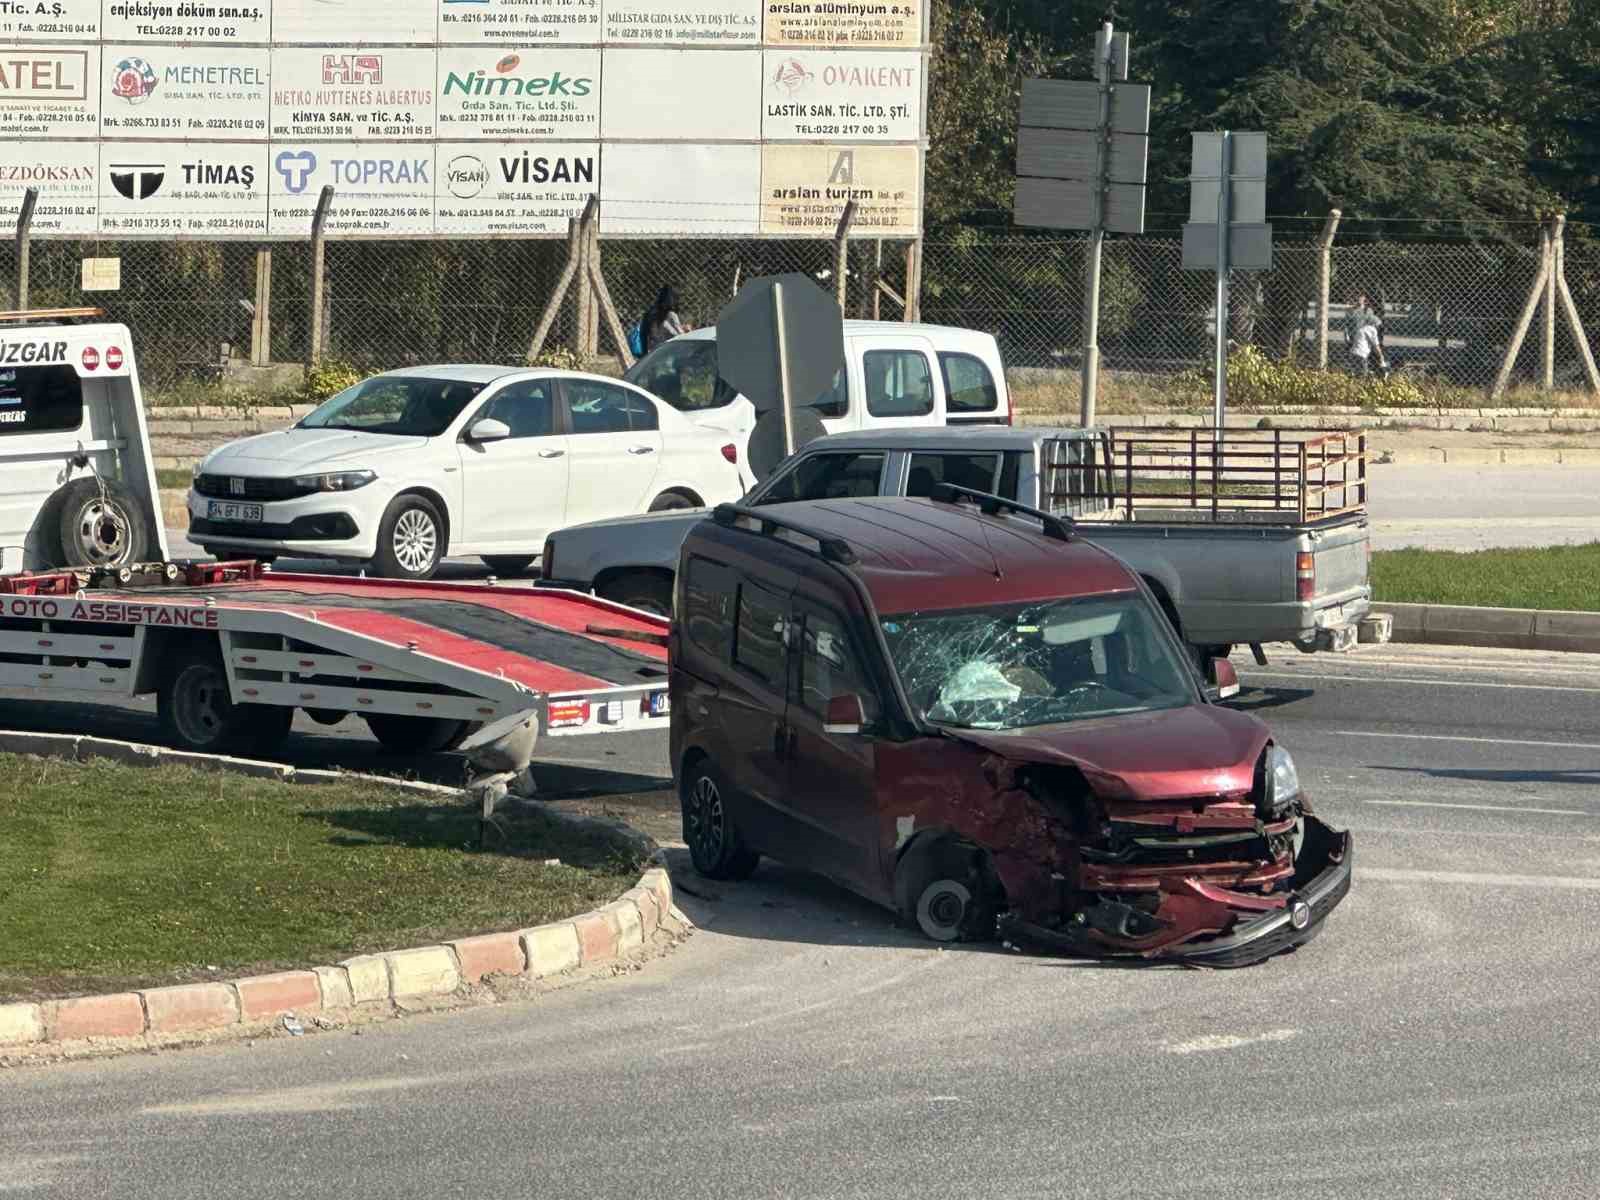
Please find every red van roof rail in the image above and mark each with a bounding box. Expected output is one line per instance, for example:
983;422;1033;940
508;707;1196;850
711;503;859;565
927;484;1075;542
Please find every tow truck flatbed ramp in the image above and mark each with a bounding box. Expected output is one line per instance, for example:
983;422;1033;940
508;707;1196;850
0;563;672;753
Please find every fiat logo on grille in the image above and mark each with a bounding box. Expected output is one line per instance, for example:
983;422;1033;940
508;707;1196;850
230;478;246;496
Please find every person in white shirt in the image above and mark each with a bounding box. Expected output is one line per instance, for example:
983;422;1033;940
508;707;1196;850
1344;292;1389;378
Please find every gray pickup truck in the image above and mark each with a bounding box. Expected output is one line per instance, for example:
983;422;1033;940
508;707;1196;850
538;425;1377;668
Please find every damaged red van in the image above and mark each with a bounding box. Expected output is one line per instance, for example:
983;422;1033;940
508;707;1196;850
669;491;1351;967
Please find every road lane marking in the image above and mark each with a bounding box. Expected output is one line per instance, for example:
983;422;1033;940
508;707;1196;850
1244;671;1600;694
1365;799;1598;818
1331;729;1600;752
1163;1029;1298;1055
1358;867;1600;890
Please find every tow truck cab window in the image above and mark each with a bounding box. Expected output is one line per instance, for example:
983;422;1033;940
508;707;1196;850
939;352;999;414
0;365;83;436
684;555;736;658
756;452;884;505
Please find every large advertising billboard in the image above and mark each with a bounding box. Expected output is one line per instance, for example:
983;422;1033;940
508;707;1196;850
0;1;926;238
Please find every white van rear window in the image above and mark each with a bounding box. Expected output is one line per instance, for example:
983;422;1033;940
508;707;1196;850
939;352;999;413
0;365;83;436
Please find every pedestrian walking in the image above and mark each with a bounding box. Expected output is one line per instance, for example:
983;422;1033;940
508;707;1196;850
1344;292;1389;378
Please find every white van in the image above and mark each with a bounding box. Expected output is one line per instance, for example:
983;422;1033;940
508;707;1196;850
622;319;1011;458
0;308;167;574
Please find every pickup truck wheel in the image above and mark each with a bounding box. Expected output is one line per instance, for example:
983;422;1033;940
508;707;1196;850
683;761;760;880
364;713;476;755
480;555;535;576
158;647;293;757
53;478;151;568
598;572;673;618
373;496;445;580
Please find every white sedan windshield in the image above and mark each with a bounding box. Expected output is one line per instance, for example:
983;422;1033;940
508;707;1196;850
881;594;1196;730
300;376;485;438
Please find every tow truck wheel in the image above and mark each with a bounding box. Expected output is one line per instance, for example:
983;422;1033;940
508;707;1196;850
682;760;760;880
363;713;476;755
53;478;150;569
158;647;294;757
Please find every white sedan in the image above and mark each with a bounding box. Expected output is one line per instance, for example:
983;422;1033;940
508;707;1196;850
187;364;746;579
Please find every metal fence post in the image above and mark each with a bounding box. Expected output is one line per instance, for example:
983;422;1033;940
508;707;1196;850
1315;208;1341;370
250;248;272;367
1542;213;1560;392
832;199;856;312
14;188;37;310
904;238;922;322
306;186;334;371
1553;214;1600;397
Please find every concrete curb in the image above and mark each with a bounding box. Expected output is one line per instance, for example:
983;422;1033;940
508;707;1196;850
1373;602;1600;654
0;731;680;1058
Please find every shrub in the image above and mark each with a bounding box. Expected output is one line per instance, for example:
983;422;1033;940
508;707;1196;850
300;359;364;403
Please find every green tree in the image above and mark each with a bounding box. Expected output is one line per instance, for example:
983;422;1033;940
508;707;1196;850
924;3;1054;230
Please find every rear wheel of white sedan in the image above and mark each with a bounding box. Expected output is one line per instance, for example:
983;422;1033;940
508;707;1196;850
373;495;444;580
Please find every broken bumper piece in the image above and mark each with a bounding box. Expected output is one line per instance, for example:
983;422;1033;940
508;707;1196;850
1000;815;1352;968
1166;818;1351;967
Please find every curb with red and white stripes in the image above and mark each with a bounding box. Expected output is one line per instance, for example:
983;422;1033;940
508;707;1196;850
0;730;680;1058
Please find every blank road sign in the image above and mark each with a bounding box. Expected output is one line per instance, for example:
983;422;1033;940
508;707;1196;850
1020;79;1151;134
1017;128;1148;184
1182;222;1274;271
1014;177;1146;235
1187;177;1267;225
1191;132;1267;178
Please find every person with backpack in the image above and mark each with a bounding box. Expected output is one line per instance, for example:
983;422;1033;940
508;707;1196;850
636;286;687;356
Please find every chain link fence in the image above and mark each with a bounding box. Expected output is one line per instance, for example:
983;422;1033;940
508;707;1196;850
3;223;1595;402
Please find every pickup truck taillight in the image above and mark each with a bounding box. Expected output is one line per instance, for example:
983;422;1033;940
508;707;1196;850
541;538;554;580
721;443;738;464
1296;551;1315;600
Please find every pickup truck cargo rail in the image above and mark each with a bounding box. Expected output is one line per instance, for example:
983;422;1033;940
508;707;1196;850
1046;428;1368;525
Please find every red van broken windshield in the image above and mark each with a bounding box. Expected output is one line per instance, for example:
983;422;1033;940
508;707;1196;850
880;594;1194;730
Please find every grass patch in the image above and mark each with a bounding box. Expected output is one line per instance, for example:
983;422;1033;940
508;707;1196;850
155;468;192;490
0;754;644;1002
1372;543;1600;612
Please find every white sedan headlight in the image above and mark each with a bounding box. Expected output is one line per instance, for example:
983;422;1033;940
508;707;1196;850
292;470;377;493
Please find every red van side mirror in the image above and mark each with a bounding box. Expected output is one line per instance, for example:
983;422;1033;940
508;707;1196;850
824;693;865;735
1210;658;1240;701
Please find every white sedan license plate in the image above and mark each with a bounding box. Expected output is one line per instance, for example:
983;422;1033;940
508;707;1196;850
207;500;264;523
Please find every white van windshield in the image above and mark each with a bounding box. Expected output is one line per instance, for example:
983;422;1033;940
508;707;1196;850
299;376;485;437
625;339;732;412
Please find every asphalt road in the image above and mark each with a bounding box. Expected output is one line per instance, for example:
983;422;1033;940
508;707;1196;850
1368;464;1600;550
5;642;1600;1198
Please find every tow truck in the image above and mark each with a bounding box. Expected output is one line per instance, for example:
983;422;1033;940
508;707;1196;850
0;307;670;764
0;559;671;758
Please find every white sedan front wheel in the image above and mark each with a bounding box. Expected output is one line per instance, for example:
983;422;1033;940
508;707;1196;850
373;495;445;580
